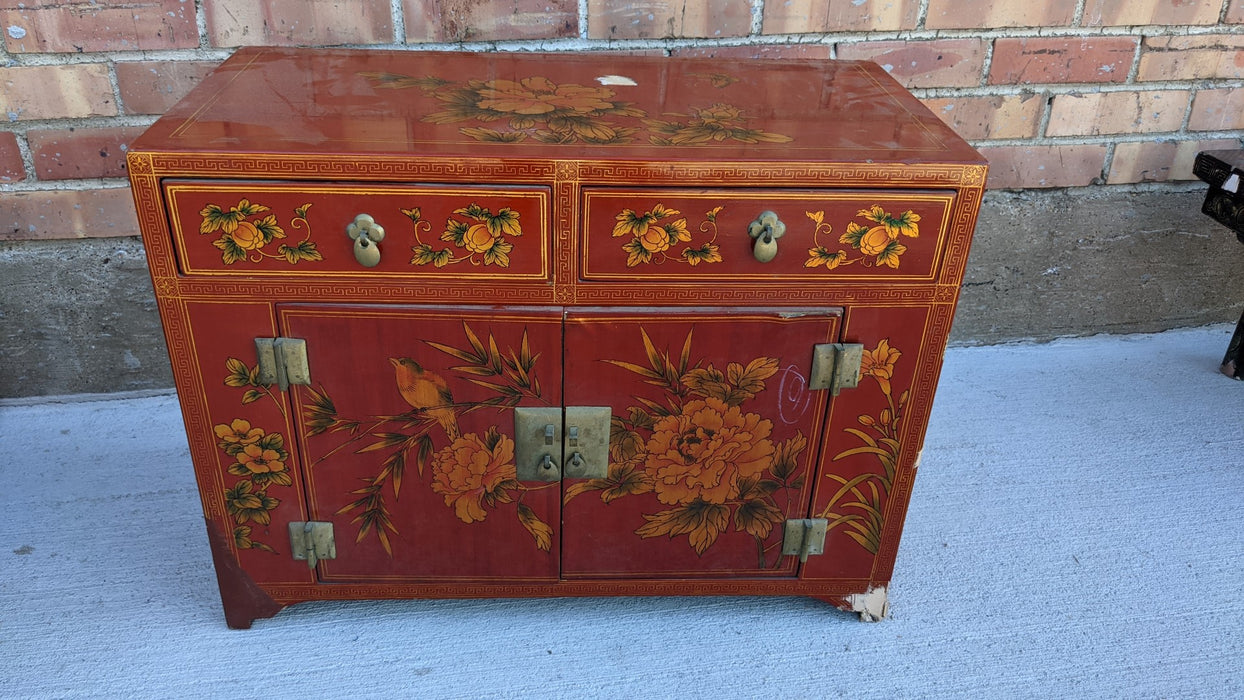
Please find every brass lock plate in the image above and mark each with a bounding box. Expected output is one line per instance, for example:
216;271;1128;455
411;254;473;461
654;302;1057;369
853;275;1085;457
563;406;611;479
514;407;563;481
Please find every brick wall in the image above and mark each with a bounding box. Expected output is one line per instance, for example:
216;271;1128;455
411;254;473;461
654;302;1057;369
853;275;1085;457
3;0;1244;241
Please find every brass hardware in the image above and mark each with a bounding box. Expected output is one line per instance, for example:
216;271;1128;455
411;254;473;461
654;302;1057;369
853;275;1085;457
254;337;311;391
346;213;385;267
563;406;611;479
514;406;611;480
289;521;336;568
254;338;278;386
747;210;786;263
809;343;864;396
782;518;828;563
515;407;563;481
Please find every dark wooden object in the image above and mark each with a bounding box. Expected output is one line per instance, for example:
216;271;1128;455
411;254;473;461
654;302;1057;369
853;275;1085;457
1193;150;1244;379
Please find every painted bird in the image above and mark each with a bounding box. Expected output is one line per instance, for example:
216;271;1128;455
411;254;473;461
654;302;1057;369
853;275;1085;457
389;357;460;440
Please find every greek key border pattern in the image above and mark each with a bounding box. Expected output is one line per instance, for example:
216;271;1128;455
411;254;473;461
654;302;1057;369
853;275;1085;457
173;279;562;303
145;152;558;182
575;162;983;187
157;297;224;521
261;578;877;604
939;185;985;287
573;284;944;306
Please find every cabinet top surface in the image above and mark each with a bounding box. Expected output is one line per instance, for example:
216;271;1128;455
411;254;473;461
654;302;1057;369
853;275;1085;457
133;47;983;166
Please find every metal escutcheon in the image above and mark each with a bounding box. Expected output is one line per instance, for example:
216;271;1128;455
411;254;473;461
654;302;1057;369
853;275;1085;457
346;213;385;267
747;210;786;263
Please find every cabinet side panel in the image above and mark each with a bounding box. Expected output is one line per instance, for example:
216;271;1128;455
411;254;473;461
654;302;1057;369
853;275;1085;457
804;304;935;583
183;300;317;586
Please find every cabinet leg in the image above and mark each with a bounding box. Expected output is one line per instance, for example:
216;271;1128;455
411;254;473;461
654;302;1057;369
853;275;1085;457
1222;309;1244;380
205;518;286;629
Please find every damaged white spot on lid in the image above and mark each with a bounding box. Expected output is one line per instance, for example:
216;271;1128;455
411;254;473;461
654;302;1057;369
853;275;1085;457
596;75;637;86
1223;173;1240;194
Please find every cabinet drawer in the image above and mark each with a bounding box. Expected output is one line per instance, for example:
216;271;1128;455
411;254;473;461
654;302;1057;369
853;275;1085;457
581;188;955;283
164;180;550;281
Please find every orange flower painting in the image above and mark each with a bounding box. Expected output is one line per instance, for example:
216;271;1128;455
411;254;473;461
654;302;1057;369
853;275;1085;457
804;205;923;271
198;199;321;265
430;430;520;524
612;203;724;267
645;398;775;506
567;328;807;560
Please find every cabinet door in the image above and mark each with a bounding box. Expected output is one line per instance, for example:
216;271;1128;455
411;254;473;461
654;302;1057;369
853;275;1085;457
561;308;840;578
281;305;563;583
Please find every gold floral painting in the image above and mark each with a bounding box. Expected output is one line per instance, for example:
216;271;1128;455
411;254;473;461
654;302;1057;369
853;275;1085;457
359;72;791;146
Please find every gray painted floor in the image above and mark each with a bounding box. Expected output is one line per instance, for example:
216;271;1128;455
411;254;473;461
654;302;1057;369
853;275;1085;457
2;326;1242;699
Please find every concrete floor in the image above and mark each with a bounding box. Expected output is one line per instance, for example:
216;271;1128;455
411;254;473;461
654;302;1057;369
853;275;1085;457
2;325;1241;698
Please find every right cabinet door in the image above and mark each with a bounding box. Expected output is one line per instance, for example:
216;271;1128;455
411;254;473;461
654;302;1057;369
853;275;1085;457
561;308;841;578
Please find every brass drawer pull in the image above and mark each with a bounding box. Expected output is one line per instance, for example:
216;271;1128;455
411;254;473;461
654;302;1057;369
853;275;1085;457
748;210;786;263
346;213;385;267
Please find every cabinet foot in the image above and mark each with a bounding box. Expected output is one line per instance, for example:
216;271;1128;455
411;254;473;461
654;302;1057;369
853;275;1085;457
205;518;286;629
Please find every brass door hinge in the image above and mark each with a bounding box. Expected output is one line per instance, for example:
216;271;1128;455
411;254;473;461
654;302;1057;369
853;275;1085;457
782;518;828;563
810;343;863;396
255;337;311;391
289;521;335;568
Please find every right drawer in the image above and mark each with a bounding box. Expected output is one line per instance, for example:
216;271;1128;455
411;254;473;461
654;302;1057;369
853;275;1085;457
580;189;956;284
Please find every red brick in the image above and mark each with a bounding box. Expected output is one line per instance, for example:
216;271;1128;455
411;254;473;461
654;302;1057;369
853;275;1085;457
1046;90;1188;137
117;61;221;116
405;0;577;42
978;145;1107;189
588;0;752;39
0;65;116;121
925;0;1076;29
0;188;140;240
1229;0;1244;23
1083;0;1220;26
0;0;197;53
989;37;1137;85
204;0;393;47
920;95;1044;140
762;0;918;33
671;45;832;60
1137;36;1244;81
1189;88;1244;131
836;39;985;88
27;127;148;181
0;131;25;183
1108;139;1240;184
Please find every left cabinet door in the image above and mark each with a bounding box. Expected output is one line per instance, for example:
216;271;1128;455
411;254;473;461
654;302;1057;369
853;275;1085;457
279;305;564;583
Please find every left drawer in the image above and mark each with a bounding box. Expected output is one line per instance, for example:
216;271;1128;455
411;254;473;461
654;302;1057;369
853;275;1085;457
163;180;551;282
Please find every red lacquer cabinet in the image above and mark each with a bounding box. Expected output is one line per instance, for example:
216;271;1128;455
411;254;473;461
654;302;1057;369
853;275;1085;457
127;48;986;628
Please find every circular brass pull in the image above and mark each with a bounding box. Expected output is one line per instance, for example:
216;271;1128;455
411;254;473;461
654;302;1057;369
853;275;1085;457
748;210;786;263
346;213;385;267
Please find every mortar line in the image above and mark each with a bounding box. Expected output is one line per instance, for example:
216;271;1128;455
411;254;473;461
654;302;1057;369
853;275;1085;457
194;0;209;50
749;0;764;36
391;0;406;45
1073;0;1088;28
578;0;589;40
1100;141;1116;184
